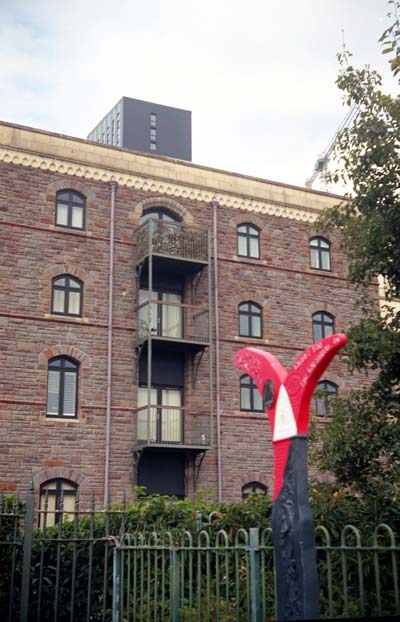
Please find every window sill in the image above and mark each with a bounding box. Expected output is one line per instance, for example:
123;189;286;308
45;314;89;323
233;335;270;345
40;414;86;424
231;410;266;418
49;225;92;237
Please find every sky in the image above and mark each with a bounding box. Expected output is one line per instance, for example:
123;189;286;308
0;0;396;188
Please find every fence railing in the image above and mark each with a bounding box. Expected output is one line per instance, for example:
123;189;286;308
136;219;209;264
1;491;399;622
114;524;400;622
134;405;211;448
136;299;209;344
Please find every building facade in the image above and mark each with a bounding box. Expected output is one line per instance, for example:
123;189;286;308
0;121;375;511
87;97;192;161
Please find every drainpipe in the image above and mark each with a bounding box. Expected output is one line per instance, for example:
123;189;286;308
104;179;117;506
212;199;222;502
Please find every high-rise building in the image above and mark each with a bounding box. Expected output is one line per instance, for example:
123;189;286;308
87;97;192;161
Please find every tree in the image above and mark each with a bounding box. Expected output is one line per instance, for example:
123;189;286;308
311;2;400;504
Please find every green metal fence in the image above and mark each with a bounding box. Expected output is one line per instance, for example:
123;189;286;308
1;489;399;621
113;524;400;622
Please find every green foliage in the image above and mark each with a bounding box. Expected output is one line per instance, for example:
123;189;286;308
1;490;399;621
380;0;400;78
313;2;400;503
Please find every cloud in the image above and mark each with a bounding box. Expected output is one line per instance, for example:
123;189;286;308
0;0;395;186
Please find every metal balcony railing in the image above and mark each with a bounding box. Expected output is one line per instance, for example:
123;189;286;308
136;300;209;344
136;219;209;264
135;405;211;448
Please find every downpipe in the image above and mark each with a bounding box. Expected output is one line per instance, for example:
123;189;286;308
104;179;117;506
212;199;222;502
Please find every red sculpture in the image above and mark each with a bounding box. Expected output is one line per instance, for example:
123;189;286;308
235;333;347;499
235;333;348;621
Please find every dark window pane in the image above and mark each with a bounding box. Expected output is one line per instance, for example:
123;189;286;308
52;290;65;314
252;316;262;337
63;372;77;417
313;323;323;342
239;315;249;336
310;248;319;268
253;390;263;411
241;387;251;410
46;371;60;415
56;204;68;226
321;251;331;271
71;206;83;229
237;236;247;256
249;236;260;258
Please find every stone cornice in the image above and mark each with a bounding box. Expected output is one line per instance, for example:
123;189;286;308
0;121;344;223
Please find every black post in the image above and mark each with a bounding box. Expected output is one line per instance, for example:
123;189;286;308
20;483;35;622
272;436;320;621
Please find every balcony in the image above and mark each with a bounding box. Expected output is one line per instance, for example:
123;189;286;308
134;405;211;450
135;219;209;268
135;299;209;346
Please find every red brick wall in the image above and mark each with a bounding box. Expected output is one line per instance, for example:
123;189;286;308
0;161;376;505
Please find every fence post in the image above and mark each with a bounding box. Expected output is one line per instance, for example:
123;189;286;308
170;547;181;622
20;483;35;622
249;528;261;622
112;545;121;622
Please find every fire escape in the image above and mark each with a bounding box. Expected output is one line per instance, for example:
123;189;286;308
133;217;212;496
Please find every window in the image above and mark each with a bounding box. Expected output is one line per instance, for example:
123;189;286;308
237;223;260;259
137;386;183;444
138;288;182;338
46;356;79;418
314;380;338;416
238;302;262;338
312;311;334;342
39;479;77;527
240;374;263;412
55;190;85;230
242;481;267;499
150;113;157;150
51;275;83;317
140;208;179;224
310;237;331;271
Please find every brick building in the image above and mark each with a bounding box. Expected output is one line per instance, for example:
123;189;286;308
0;120;374;512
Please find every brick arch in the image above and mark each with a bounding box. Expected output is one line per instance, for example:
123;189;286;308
233;293;266;309
43;263;93;285
32;467;90;495
229;213;266;232
38;344;91;370
307;302;336;317
46;179;97;203
309;231;332;245
239;471;272;494
132;196;194;224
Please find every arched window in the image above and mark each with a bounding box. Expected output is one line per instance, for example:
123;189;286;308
140;208;180;224
55;190;86;230
51;275;83;316
238;302;262;338
39;479;77;527
240;374;263;412
242;481;267;499
314;380;338;417
237;223;260;259
312;311;334;342
310;237;331;271
46;356;79;418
